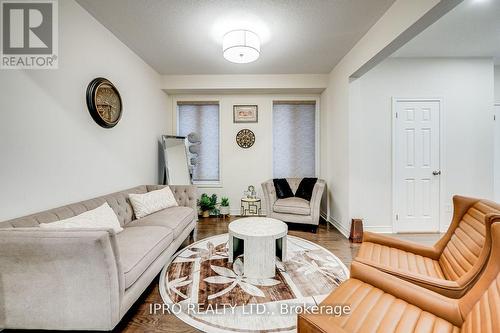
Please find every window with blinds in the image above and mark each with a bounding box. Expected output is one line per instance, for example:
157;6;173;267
273;101;316;178
177;102;220;183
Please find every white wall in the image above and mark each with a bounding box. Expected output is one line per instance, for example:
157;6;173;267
0;0;168;221
495;66;500;104
351;58;494;232
321;0;444;236
495;66;500;201
167;94;320;214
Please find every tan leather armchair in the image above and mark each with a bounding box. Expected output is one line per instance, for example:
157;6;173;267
298;222;500;333
261;178;325;233
354;195;500;298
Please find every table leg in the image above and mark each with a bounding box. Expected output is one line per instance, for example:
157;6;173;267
228;234;234;263
244;237;276;278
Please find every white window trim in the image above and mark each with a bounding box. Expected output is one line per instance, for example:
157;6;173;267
174;97;222;187
270;97;321;178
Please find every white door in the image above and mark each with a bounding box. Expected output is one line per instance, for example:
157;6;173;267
394;99;441;232
495;105;500;202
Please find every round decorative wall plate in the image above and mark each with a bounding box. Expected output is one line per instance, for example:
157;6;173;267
235;129;255;148
86;77;122;128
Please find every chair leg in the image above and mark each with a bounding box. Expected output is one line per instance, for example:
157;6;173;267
311;225;318;234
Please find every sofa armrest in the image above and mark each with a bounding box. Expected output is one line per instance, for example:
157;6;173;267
261;180;277;215
350;261;464;327
0;228;123;330
310;180;326;225
362;231;441;259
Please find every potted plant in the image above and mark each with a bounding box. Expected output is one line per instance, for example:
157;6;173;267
198;193;217;218
220;197;230;216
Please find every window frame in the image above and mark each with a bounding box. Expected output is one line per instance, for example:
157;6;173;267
174;98;222;188
271;98;320;178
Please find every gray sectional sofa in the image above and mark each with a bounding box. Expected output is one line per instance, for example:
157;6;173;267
0;185;197;330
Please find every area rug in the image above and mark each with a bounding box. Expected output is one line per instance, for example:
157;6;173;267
159;233;349;333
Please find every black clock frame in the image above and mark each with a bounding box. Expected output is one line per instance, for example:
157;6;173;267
86;77;122;128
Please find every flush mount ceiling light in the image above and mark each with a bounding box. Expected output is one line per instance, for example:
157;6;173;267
223;30;260;64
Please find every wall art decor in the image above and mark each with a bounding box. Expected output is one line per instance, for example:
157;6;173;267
236;129;255;148
233;105;258;123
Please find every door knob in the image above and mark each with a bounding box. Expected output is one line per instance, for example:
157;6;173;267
432;170;441;176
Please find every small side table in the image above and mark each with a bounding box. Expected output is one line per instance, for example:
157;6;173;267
240;197;262;216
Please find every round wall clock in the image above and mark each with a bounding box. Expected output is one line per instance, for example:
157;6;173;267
86;77;122;128
236;129;255;148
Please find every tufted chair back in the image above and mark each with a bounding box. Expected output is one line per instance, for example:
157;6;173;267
0;185;198;228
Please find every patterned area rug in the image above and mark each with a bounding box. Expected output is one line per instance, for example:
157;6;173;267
160;233;349;333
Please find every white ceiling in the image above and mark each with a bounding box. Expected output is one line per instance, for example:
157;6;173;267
76;0;395;75
393;0;500;64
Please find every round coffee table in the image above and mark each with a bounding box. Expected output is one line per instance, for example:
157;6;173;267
228;217;288;278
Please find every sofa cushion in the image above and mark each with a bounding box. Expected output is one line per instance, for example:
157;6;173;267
298;278;460;333
116;226;173;289
357;241;447;280
273;178;294;199
273;197;310;216
295;177;317;201
129;186;178;219
126;206;195;238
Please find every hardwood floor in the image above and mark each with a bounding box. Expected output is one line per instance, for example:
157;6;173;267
6;217;441;333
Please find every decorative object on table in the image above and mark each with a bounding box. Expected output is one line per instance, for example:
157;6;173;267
159;135;192;185
86;77;122;128
240;196;262;216
160;231;349;333
219;197;230;216
349;218;364;243
233;105;258;123
198;193;217;218
235;129;255;148
244;185;257;199
262;178;326;233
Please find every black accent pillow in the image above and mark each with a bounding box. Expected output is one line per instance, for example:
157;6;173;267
295;178;318;201
273;178;294;199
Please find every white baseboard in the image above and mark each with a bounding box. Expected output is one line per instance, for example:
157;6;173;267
363;225;393;233
321;212;350;238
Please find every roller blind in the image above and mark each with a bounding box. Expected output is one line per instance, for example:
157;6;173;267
177;103;220;182
273;102;316;178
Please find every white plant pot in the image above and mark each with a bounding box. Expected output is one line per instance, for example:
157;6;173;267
219;206;230;215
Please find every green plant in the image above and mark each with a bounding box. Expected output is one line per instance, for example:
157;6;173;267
221;197;230;207
199;193;217;212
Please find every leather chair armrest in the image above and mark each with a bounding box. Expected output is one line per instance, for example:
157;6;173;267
362;231;441;259
350;261;464;327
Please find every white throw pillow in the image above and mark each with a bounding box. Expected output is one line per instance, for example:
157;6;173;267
129;186;178;219
40;202;123;233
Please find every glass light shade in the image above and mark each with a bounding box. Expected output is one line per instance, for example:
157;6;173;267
223;30;260;64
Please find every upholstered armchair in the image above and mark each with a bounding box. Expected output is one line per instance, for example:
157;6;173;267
261;178;326;232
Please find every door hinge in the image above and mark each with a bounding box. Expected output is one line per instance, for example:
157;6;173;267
395;112;398;119
395;214;399;221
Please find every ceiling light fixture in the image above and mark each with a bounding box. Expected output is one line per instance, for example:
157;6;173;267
223;30;260;64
